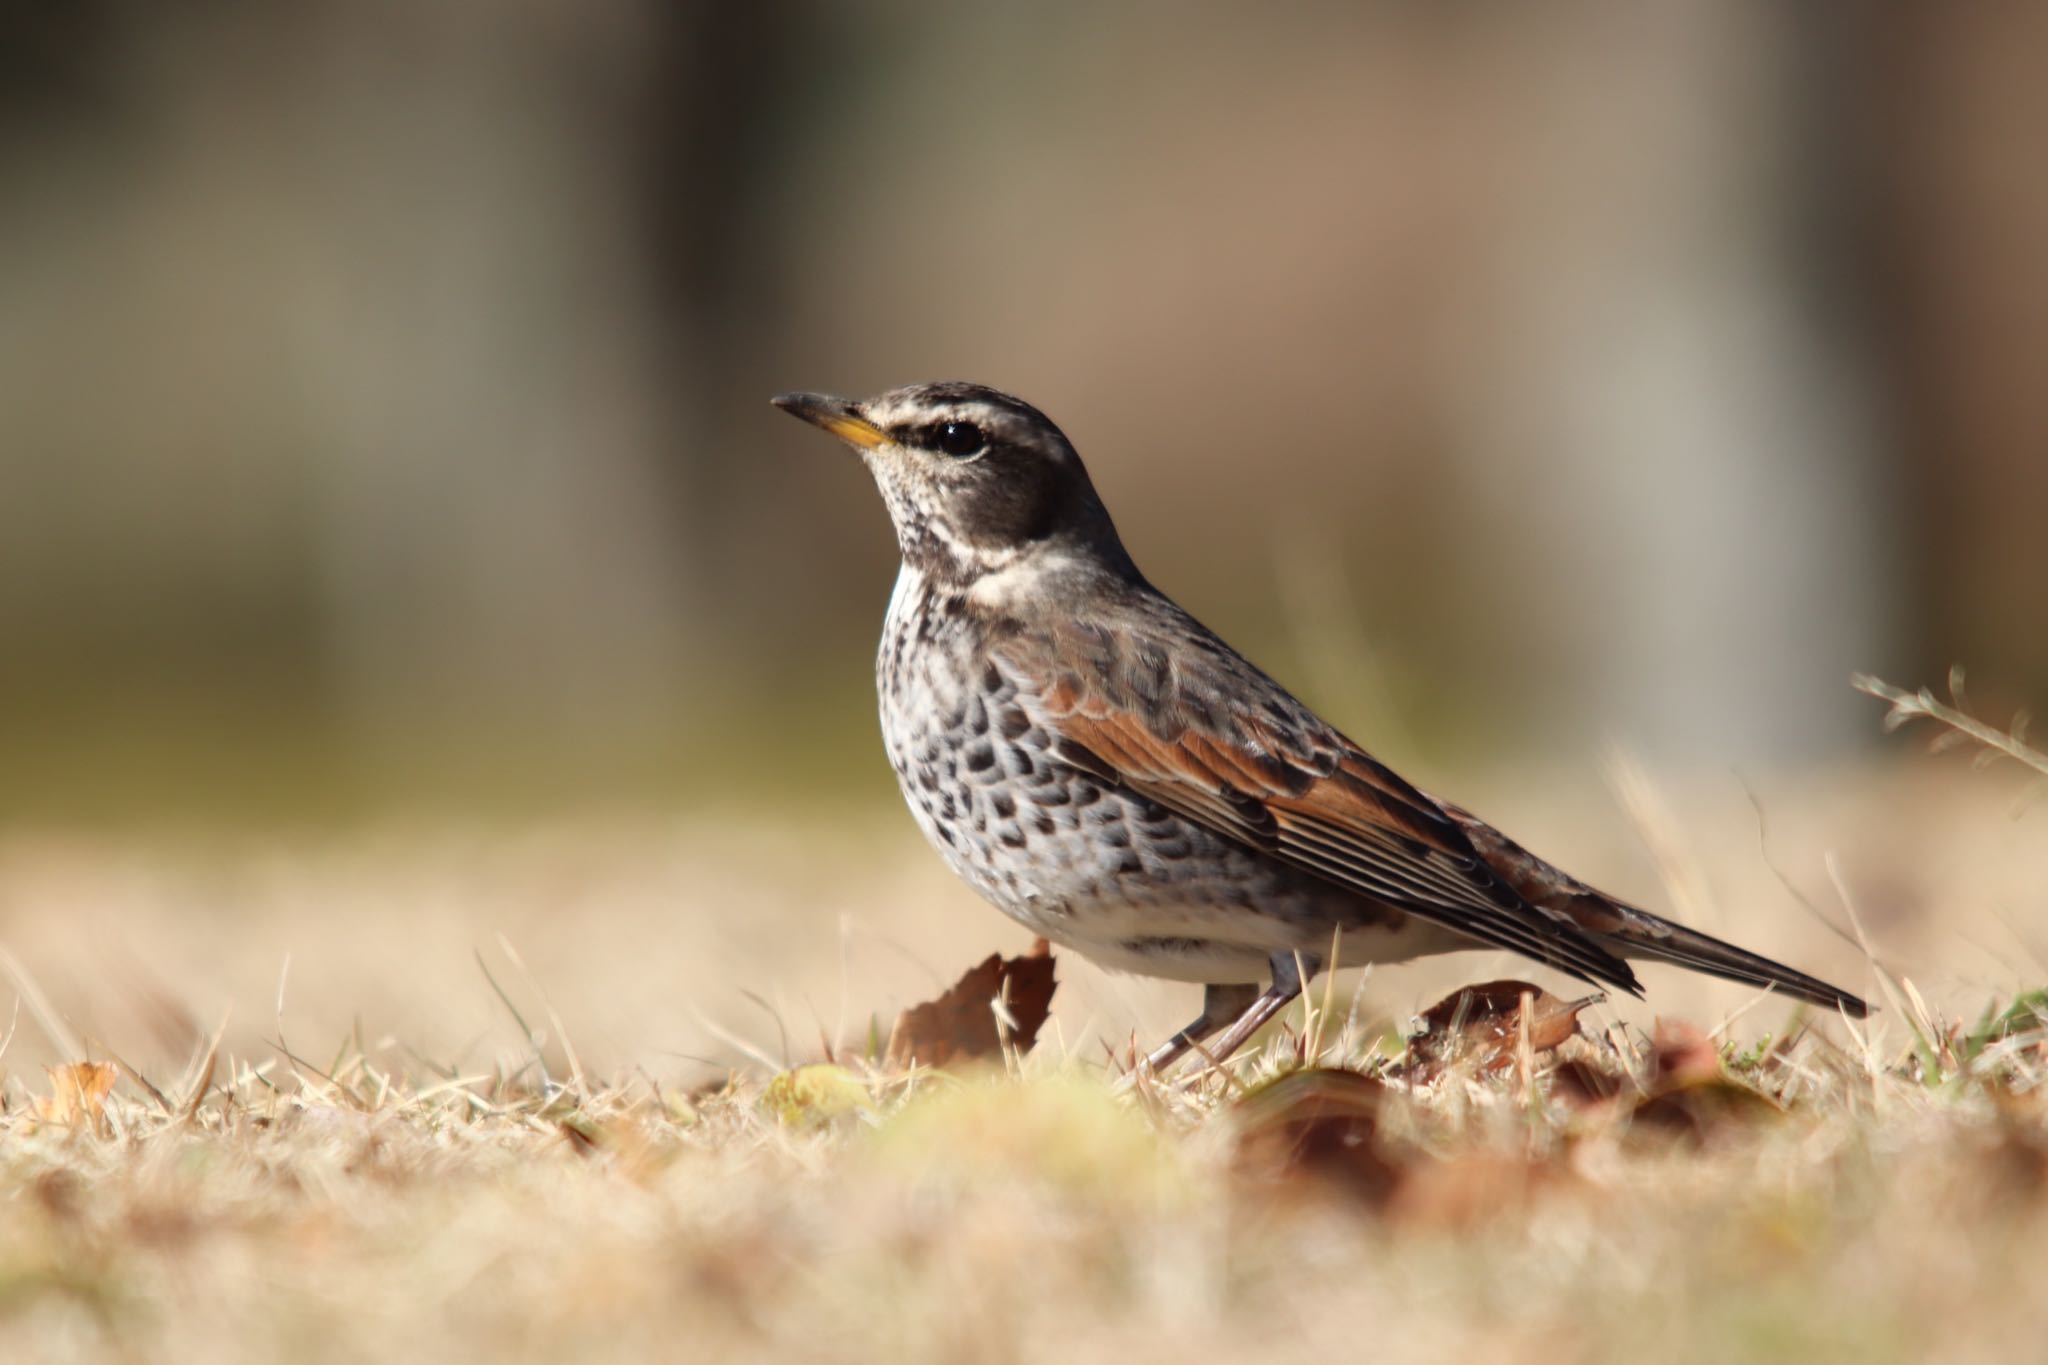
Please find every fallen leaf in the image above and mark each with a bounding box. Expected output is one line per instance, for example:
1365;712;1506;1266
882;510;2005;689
1230;1068;1402;1206
884;940;1057;1071
1625;1078;1783;1145
1407;980;1598;1077
1649;1019;1723;1088
1550;1056;1626;1111
1232;1068;1579;1222
36;1061;117;1135
1620;1019;1782;1146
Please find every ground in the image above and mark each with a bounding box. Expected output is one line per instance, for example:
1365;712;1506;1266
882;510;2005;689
1;761;2044;1363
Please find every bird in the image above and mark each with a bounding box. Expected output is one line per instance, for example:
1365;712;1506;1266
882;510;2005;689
771;381;1870;1074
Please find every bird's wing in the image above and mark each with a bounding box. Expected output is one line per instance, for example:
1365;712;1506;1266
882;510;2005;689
994;617;1642;995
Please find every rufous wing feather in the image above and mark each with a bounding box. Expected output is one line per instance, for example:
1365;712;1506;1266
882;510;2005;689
999;638;1642;995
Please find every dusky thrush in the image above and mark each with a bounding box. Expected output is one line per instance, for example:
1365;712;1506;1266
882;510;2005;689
772;382;1869;1073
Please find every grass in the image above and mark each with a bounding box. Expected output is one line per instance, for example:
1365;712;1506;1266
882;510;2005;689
1;689;2046;1363
2;983;2044;1364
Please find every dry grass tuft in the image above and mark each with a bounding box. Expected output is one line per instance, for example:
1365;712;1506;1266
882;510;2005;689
2;959;2045;1364
2;731;2045;1361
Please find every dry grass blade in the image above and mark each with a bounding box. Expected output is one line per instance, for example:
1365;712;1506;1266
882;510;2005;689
1605;749;1719;929
497;935;589;1096
1855;670;2048;781
179;1010;234;1121
90;1038;173;1115
477;947;555;1090
0;943;85;1060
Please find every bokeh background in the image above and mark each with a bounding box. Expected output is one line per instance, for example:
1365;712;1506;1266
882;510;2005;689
1;3;2043;1076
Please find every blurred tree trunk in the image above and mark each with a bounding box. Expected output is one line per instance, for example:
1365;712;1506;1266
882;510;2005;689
1861;6;2048;714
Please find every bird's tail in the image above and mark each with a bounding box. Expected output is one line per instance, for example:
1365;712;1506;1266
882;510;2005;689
1438;799;1871;1019
1594;909;1871;1018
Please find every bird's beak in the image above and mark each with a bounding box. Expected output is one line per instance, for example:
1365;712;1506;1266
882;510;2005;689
771;392;889;450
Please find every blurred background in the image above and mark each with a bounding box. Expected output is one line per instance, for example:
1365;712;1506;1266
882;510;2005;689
0;3;2043;1075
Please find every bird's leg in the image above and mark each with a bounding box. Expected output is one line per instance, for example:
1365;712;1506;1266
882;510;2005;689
1195;952;1321;1068
1137;982;1262;1077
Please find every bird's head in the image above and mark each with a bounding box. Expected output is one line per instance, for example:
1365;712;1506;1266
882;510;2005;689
772;382;1132;590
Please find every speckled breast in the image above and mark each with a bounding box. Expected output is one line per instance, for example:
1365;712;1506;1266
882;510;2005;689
872;569;1337;960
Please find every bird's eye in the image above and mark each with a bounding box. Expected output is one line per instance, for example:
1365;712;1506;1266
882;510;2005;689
934;421;986;458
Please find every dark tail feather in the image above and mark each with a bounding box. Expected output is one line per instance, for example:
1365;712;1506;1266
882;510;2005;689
1598;914;1870;1018
1435;799;1872;1019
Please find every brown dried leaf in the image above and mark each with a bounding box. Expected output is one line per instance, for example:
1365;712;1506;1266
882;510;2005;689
1230;1068;1401;1206
1625;1079;1783;1145
1550;1056;1626;1111
1409;980;1597;1076
884;939;1057;1071
1232;1069;1578;1222
36;1061;117;1135
1621;1018;1783;1146
1649;1018;1723;1088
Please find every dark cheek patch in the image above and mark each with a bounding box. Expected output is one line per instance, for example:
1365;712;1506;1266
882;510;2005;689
949;455;1066;547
